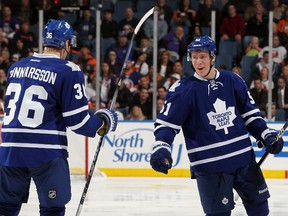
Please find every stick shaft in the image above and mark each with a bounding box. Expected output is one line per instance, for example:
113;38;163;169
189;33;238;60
75;7;155;216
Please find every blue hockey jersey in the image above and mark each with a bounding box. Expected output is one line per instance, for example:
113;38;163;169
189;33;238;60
155;70;269;173
0;53;103;167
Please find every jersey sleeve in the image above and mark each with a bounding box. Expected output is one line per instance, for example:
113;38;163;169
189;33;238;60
233;75;268;140
59;62;102;137
154;80;191;144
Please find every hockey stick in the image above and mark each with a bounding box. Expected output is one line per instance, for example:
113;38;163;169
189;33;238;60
234;122;288;201
75;7;155;216
257;122;288;166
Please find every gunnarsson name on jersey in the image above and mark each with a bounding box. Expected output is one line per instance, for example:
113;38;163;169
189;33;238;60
9;66;57;85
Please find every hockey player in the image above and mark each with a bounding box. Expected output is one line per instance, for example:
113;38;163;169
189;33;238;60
0;19;118;215
150;35;284;216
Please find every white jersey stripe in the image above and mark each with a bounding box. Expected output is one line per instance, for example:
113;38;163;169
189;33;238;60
68;114;90;130
245;116;263;126
241;108;260;118
1;128;66;136
62;105;88;117
190;146;252;166
1;142;68;150
187;134;249;153
155;119;182;130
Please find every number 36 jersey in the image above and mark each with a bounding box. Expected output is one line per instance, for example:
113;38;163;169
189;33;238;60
0;53;103;167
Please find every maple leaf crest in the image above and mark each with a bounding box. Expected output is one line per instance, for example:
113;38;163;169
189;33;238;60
207;98;236;134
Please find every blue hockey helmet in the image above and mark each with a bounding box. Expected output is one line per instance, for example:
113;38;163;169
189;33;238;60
187;36;216;61
42;19;77;49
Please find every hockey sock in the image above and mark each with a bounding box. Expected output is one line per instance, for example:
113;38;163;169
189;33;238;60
244;200;269;216
206;211;231;216
40;206;65;216
0;202;21;216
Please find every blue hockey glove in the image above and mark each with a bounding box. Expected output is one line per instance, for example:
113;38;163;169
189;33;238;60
150;141;173;174
257;130;284;154
95;108;118;136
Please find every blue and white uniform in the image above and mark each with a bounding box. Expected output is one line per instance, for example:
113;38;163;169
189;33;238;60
0;53;103;167
155;69;268;173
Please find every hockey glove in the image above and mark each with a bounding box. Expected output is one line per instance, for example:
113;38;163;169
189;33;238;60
95;108;118;136
257;130;284;154
150;141;173;174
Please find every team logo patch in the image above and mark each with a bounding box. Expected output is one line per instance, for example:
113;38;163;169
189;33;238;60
48;190;57;199
207;98;236;134
222;197;229;205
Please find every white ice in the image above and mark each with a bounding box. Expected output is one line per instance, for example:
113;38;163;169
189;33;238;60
19;177;288;216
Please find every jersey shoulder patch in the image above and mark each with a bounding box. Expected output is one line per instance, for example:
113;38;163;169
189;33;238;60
66;61;81;71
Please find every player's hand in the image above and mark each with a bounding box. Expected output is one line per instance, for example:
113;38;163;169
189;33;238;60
257;130;284;154
95;108;118;136
150;141;172;174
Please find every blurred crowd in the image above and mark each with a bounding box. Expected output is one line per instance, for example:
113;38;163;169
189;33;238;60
0;0;288;121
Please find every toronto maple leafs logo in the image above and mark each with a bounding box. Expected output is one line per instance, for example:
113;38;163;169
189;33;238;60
207;98;236;134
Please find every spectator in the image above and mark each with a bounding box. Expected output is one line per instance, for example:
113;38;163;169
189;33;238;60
101;9;119;40
130;87;152;119
40;0;58;23
189;23;202;42
0;5;20;41
73;9;96;47
125;105;147;120
163;72;181;90
0;68;6;100
133;35;153;66
14;0;38;25
245;36;262;57
231;66;241;76
250;66;274;90
138;75;152;91
12;21;37;50
277;8;288;50
157;98;164;115
108;78;134;117
85;74;97;111
244;4;268;49
171;0;196;31
281;64;288;82
133;52;149;76
249;77;268;114
157;49;174;85
0;28;9;49
122;60;140;93
243;0;266;22
258;34;287;72
143;7;168;43
272;76;288;119
106;49;122;76
264;102;286;121
195;0;221;32
219;4;246;59
0;49;11;72
107;31;132;65
157;85;167;100
118;7;139;34
75;45;97;79
9;38;29;61
160;25;188;60
156;0;174;29
272;0;286;23
100;62;116;105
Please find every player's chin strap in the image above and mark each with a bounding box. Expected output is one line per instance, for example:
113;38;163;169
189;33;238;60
64;47;72;61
